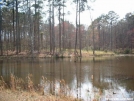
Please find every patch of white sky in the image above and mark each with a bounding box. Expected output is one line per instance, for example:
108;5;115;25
43;0;134;27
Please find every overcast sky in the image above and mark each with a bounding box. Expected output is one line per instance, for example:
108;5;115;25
62;0;134;26
1;0;133;26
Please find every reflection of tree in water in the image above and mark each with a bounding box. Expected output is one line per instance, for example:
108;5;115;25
0;57;134;99
0;60;3;77
16;60;21;77
75;59;78;99
79;58;82;99
91;57;114;93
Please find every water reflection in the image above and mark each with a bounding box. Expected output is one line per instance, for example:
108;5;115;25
0;56;134;100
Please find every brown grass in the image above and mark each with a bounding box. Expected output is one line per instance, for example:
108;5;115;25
0;74;80;101
0;49;115;58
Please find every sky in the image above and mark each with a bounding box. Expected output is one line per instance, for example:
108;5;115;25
63;0;134;26
1;0;134;26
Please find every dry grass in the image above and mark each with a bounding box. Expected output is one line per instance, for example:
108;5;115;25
0;76;8;90
0;90;79;101
0;49;115;58
0;74;80;101
81;50;114;56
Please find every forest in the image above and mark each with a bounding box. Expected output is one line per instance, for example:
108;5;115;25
1;1;134;101
0;0;134;57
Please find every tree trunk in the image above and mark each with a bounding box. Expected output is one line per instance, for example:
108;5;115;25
34;0;37;51
59;5;61;52
62;0;65;50
75;0;78;55
98;24;100;50
49;1;52;53
52;0;55;54
18;14;21;53
0;7;3;55
92;25;95;55
79;0;82;57
16;0;19;54
37;1;40;53
28;0;33;54
13;1;15;51
110;21;112;51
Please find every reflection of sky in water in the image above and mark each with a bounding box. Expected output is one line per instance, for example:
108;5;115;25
68;65;134;101
70;78;134;101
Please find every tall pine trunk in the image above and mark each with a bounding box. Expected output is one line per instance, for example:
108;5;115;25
13;1;16;51
0;7;3;55
52;0;55;54
58;4;61;52
62;0;65;50
49;1;52;53
16;0;19;54
79;0;82;57
37;0;40;53
75;0;78;54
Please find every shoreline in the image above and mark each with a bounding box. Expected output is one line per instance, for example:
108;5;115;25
0;53;134;59
0;74;79;101
0;89;78;101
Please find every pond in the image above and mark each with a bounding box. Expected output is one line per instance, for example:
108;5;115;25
0;56;134;100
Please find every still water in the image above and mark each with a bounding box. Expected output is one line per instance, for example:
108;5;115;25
0;56;134;100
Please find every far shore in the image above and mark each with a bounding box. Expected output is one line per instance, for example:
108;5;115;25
0;50;134;59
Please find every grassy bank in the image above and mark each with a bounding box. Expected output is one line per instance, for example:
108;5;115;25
0;74;79;101
0;50;115;58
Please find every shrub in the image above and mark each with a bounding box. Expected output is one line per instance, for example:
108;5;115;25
124;49;130;54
